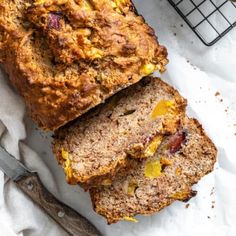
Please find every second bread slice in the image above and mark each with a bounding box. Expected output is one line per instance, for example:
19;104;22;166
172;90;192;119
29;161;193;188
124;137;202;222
90;117;217;224
52;77;187;186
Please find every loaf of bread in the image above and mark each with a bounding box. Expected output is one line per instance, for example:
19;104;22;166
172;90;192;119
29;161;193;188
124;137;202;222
52;77;187;187
0;0;168;131
90;117;217;224
0;0;217;227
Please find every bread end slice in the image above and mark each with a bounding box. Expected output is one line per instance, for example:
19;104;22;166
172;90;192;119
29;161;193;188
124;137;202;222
90;117;217;224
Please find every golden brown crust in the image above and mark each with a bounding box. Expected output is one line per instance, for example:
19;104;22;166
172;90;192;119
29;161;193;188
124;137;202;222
0;0;168;131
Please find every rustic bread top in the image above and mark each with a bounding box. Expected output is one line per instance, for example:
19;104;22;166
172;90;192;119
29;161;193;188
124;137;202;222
52;77;187;186
0;0;168;130
90;117;217;224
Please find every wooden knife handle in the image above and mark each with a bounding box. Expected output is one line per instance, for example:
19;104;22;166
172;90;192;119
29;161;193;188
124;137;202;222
16;172;102;236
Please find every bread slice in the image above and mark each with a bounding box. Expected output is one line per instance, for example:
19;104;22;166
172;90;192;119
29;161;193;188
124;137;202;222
90;117;217;224
0;0;168;131
52;77;187;187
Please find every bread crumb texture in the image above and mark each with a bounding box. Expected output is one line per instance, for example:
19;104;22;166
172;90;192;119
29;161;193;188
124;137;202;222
90;117;217;224
52;77;187;188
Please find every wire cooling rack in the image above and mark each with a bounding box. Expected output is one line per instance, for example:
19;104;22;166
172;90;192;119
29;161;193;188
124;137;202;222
167;0;236;46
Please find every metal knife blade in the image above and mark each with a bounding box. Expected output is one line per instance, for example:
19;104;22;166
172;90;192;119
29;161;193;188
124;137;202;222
0;145;102;236
0;146;31;181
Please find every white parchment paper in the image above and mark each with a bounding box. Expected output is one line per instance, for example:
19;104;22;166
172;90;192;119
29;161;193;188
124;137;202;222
0;1;236;235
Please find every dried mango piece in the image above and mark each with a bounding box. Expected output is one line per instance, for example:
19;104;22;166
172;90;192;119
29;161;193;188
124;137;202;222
124;216;139;223
111;0;123;13
170;191;190;200
127;181;138;196
111;1;117;8
101;179;112;186
81;0;93;10
61;148;69;160
151;100;177;119
144;160;162;179
144;135;163;157
171;190;197;202
87;48;103;59
140;63;156;75
77;28;92;37
61;148;76;184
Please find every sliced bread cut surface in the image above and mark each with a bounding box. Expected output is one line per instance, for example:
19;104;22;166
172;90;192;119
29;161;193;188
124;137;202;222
52;77;187;186
0;0;167;131
90;117;217;224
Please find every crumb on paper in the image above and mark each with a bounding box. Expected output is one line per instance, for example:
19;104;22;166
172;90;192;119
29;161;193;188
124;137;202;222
211;201;215;209
220;99;223;102
215;91;220;96
207;216;211;219
210;187;215;196
185;203;190;209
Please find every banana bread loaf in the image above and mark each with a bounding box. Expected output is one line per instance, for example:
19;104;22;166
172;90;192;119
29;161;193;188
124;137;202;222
0;0;168;131
52;77;187;187
90;117;217;224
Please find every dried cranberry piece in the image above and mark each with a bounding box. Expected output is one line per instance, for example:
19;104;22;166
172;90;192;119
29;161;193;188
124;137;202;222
48;13;62;30
168;130;187;154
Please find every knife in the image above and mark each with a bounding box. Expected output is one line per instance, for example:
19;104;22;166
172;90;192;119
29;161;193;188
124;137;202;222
0;145;102;236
